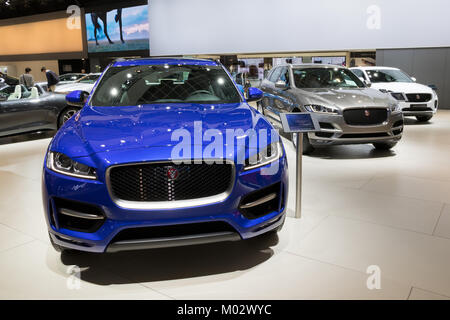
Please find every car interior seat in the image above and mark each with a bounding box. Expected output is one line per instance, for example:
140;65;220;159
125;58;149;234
7;85;22;101
29;87;39;99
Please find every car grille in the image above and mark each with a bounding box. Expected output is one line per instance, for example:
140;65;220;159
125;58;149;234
403;106;432;112
406;93;432;103
343;108;388;126
108;162;234;202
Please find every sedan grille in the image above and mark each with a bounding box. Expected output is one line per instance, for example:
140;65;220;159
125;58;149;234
406;93;432;103
109;162;233;202
343;108;388;126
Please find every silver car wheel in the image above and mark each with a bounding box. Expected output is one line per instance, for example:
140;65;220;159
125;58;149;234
62;109;78;123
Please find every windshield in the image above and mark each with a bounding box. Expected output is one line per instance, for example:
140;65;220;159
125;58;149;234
90;65;241;106
78;74;100;84
365;69;413;83
293;67;365;89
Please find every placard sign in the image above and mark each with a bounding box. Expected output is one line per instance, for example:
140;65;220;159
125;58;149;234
280;113;320;133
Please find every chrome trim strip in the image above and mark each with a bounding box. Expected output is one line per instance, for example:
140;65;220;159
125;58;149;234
240;193;277;209
105;160;236;210
59;208;104;220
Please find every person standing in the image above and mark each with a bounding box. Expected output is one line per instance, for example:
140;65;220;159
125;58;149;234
41;67;59;92
19;67;34;89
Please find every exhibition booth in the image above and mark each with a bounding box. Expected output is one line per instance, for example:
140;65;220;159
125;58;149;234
0;0;449;305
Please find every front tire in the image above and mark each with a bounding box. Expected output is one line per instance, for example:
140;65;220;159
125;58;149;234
58;107;80;128
373;141;398;150
416;115;433;122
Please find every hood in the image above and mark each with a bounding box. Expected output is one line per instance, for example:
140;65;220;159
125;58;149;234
370;82;434;94
55;83;95;93
296;87;393;109
51;103;273;157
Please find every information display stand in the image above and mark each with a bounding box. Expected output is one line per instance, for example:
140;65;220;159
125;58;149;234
280;113;320;219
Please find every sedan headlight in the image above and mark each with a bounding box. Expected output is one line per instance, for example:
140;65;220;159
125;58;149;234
389;103;401;112
244;142;283;171
390;92;405;101
47;151;97;179
304;104;339;114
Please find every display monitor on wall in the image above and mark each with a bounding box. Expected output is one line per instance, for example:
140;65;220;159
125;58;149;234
85;4;149;53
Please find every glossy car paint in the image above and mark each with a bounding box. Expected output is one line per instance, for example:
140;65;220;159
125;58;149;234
0;84;72;137
43;58;288;253
54;73;101;94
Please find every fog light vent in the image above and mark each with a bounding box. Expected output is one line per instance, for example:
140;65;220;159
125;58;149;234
239;183;281;219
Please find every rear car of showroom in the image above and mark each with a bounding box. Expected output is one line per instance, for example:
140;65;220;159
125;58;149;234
351;67;438;122
42;58;288;253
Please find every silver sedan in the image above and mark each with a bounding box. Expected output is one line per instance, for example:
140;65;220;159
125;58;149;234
258;64;404;154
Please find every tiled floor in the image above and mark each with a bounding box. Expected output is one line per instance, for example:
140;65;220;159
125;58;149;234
0;111;449;299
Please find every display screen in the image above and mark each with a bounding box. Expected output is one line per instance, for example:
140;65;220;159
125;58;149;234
85;5;149;53
281;113;319;133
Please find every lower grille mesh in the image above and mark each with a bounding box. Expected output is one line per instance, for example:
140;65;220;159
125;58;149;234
109;162;233;202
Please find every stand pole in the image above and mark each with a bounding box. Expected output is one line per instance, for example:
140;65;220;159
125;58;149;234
295;133;303;219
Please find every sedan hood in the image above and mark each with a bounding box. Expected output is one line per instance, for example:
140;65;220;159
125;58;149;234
56;103;265;157
298;87;393;109
369;82;434;94
55;83;95;93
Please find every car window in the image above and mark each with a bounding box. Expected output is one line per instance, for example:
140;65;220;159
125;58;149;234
365;69;413;83
351;69;366;80
293;67;365;88
268;67;282;83
90;64;242;106
279;67;290;85
78;75;100;84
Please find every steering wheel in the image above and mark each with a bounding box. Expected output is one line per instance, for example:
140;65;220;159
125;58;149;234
188;90;212;97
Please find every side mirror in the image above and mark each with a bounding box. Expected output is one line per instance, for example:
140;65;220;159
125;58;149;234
247;87;263;102
275;80;287;89
66;90;89;107
411;77;417;82
364;80;372;87
428;84;438;91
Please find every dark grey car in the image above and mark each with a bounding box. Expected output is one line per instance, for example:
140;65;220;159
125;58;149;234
0;84;80;137
258;64;404;154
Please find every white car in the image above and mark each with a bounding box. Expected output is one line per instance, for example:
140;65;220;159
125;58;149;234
54;73;101;95
351;66;438;122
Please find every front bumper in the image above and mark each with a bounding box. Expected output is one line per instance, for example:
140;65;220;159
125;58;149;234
42;157;288;253
307;110;404;146
399;99;438;117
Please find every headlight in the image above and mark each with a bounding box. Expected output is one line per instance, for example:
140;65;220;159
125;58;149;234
244;142;283;171
47;151;97;179
304;104;339;114
389;103;401;112
390;92;405;101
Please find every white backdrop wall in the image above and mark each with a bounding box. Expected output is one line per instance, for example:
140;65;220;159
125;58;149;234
149;0;450;56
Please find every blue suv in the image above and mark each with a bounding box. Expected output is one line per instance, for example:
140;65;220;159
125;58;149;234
42;58;288;253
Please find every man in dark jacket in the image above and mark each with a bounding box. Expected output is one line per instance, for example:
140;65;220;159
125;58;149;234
41;67;59;92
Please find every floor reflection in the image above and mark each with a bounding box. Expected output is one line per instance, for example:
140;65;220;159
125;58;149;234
0;130;55;146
